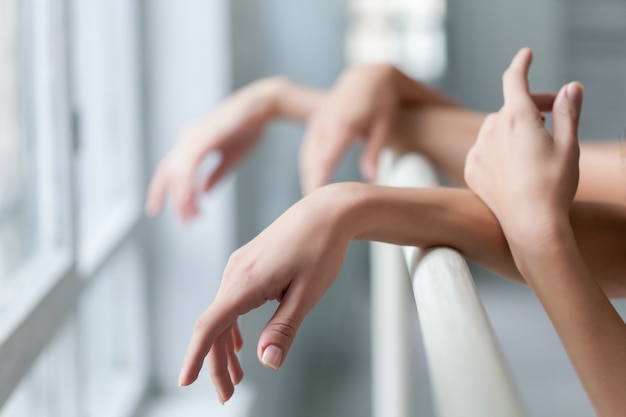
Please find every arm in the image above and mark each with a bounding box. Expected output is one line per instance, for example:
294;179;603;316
512;215;626;416
145;70;461;219
578;141;626;205
179;181;626;403
394;105;626;206
465;48;626;415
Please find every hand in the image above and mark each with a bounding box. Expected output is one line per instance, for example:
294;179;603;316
464;48;583;240
299;64;453;194
178;184;356;403
145;78;284;221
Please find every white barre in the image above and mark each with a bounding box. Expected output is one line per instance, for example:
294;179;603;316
371;151;525;417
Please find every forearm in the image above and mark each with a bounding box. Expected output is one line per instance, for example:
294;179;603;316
510;220;626;416
578;141;626;206
389;66;457;107
326;183;626;296
393;106;486;185
344;184;518;277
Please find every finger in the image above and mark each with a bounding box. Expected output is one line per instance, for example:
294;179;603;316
203;159;233;192
502;47;533;105
359;113;393;182
552;81;583;148
171;159;200;221
145;165;167;216
232;321;243;353
531;93;557;112
226;331;244;386
256;285;310;370
203;144;249;192
299;120;355;195
207;330;234;404
178;299;240;387
175;186;198;223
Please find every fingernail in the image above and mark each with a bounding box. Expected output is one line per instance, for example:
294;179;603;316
217;390;225;405
565;81;583;104
261;345;282;370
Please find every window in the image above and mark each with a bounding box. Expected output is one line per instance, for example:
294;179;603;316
0;0;147;415
345;0;447;82
0;0;39;311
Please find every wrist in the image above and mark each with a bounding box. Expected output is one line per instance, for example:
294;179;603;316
504;204;571;245
505;209;576;274
252;76;290;119
304;182;371;242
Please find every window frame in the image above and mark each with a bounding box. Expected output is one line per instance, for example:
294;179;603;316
0;0;148;414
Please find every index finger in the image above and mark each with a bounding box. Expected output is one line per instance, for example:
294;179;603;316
145;164;167;216
502;47;533;106
299;121;354;195
178;299;240;386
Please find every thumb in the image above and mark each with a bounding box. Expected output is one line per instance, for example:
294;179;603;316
552;81;583;147
256;288;310;370
359;114;392;182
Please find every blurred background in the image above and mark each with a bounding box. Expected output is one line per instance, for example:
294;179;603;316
1;0;626;416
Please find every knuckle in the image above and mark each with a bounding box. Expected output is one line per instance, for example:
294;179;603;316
193;315;208;333
558;105;579;121
483;113;498;128
227;248;243;266
478;114;496;137
268;318;299;341
504;111;517;129
230;250;253;274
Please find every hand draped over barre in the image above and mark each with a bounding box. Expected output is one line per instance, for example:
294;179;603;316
177;182;626;404
298;64;456;194
145;65;458;222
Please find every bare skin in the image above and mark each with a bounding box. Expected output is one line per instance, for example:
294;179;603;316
177;183;626;405
146;61;626;410
465;48;626;416
146;73;626;220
